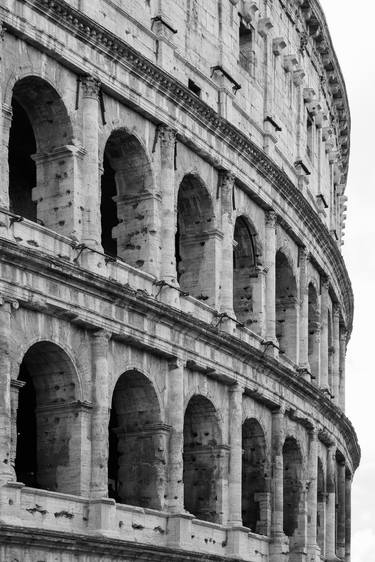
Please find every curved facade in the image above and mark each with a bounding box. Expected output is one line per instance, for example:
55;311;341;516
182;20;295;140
0;1;359;561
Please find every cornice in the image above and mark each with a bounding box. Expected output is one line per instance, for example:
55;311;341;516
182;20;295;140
3;0;354;334
0;238;360;469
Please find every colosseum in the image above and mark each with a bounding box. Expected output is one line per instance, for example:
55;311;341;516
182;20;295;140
0;0;359;561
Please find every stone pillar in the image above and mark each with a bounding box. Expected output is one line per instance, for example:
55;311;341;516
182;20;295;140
228;384;243;526
332;305;340;405
320;276;330;390
9;379;25;473
0;103;12;210
339;328;347;411
307;428;320;561
336;460;346;559
220;171;235;318
166;358;184;513
265;210;278;350
345;473;352;562
298;248;310;378
159;125;178;287
0;300;16;484
81;76;102;252
326;446;336;561
270;408;288;561
90;330;111;498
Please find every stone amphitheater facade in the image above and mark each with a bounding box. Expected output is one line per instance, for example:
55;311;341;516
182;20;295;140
0;0;359;561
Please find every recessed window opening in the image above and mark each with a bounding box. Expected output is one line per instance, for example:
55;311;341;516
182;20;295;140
283;437;302;538
239;19;254;73
188;79;201;97
307;113;313;159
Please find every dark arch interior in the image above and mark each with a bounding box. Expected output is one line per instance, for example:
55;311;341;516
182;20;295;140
101;151;118;256
108;370;165;509
8;99;37;220
276;251;297;358
283;437;302;537
176;174;213;296
241;418;268;533
308;283;320;377
15;341;78;493
317;457;326;553
183;395;221;522
233;216;256;326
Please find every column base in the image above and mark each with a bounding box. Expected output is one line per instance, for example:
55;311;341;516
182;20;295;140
269;533;289;562
88;498;116;534
227;525;251;559
306;543;321;562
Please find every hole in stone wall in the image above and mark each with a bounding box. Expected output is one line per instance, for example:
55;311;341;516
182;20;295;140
183;395;222;523
241;418;268;533
283;437;302;538
8;99;37;221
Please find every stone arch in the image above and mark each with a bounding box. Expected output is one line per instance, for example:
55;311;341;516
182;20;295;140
317;457;326;554
101;128;157;272
183;394;225;523
8;75;76;234
308;282;320;379
233;215;261;329
276;250;298;361
176;173;215;302
283;436;303;538
108;369;168;509
241;418;269;534
15;341;83;494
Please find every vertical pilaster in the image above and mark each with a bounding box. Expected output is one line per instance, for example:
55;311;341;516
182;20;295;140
159;125;178;304
320;276;330;390
228;384;243;526
220;171;235;318
265;210;278;349
90;330;111;498
166;358;184;513
326;445;336;561
332;305;340;405
81;76;102;252
345;473;352;562
270;408;288;561
337;460;346;559
307;428;320;561
339;328;347;411
298;248;310;378
10;379;25;473
0;102;12;210
0;300;16;484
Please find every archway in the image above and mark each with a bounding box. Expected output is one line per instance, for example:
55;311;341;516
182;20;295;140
15;341;81;494
276;251;298;361
317;457;326;555
108;370;167;509
176;174;215;302
308;283;320;379
101;130;155;271
283;437;303;538
183;395;223;523
8;76;74;231
233;216;258;328
242;418;269;533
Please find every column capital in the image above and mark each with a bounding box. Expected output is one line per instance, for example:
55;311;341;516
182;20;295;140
333;303;340;319
321;275;330;292
265;209;277;228
298;246;309;264
229;382;244;395
168;357;184;370
220;169;236;188
81;75;101;99
158;124;177;147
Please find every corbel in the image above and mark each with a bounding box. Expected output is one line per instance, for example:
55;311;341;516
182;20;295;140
283;54;299;72
258;17;273;38
241;0;259;24
328;150;338;164
272;37;287;56
293;67;305;87
303;87;316;103
307;101;321;117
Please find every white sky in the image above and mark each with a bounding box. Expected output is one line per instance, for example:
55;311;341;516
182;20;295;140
320;2;375;560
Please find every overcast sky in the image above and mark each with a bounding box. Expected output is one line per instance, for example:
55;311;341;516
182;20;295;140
319;2;375;560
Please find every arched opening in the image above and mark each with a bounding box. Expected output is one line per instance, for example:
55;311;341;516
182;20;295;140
308;283;320;379
317;458;326;555
283;437;303;538
233;216;257;328
183;395;223;523
176;174;215;302
15;342;81;494
242;418;269;534
328;310;334;394
108;370;167;509
8;77;74;232
101;130;155;270
276;251;298;361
